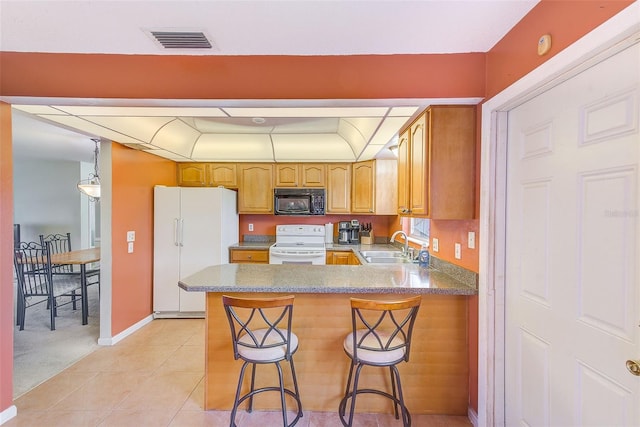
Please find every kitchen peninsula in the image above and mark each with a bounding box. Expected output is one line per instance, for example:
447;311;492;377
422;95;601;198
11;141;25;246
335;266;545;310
179;262;477;415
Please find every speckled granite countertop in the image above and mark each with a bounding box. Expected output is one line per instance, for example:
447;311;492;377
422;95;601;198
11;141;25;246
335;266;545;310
178;261;477;296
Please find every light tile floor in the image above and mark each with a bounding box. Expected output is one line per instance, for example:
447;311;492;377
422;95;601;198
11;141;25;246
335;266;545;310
6;319;472;427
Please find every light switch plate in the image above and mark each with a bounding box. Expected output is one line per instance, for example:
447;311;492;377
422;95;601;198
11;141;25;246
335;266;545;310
468;232;475;249
455;243;461;259
126;231;135;242
432;238;439;252
127;242;134;253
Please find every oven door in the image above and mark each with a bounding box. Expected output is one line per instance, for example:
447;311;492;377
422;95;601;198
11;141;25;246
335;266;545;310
269;247;326;265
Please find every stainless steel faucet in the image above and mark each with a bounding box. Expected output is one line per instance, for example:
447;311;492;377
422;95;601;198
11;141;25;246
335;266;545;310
389;230;408;255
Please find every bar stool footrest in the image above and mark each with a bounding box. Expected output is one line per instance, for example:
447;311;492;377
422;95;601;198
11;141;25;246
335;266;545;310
232;386;303;427
338;389;412;427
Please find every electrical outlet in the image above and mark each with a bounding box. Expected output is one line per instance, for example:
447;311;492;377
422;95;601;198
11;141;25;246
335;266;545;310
468;231;475;249
455;243;461;259
432;238;439;252
248;223;254;232
127;231;135;242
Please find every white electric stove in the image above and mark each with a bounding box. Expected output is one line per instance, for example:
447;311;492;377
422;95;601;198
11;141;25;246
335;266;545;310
269;224;327;265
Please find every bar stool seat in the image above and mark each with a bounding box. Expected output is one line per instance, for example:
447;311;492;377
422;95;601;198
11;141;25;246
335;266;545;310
339;295;422;427
222;295;303;427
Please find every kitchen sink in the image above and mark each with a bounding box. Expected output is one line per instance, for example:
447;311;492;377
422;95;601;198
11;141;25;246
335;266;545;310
359;249;414;264
364;256;414;264
359;250;406;258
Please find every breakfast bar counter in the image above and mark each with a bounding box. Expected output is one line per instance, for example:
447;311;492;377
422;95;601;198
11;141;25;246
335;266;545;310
179;263;475;415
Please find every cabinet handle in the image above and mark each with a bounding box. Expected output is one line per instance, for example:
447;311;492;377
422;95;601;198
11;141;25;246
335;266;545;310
248;255;252;260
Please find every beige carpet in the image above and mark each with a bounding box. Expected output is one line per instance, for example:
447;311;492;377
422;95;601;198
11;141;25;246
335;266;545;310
12;281;100;398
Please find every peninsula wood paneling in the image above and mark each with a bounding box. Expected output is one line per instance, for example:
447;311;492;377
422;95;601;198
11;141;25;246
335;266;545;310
205;292;468;414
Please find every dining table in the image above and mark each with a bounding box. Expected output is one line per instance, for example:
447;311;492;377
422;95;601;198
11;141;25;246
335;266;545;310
49;247;100;325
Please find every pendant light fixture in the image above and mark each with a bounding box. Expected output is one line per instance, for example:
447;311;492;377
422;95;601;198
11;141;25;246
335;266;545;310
77;138;101;201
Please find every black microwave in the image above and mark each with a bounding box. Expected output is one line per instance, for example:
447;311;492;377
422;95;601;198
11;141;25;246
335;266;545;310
274;188;325;216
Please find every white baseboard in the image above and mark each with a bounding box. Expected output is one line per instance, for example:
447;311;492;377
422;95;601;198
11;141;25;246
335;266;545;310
468;406;478;427
0;405;17;425
97;314;153;346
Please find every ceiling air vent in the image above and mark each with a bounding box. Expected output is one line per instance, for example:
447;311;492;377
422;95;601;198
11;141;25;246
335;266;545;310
150;31;213;49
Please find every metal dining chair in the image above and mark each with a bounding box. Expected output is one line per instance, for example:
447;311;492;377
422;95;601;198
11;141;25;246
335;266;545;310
339;295;422;427
14;241;84;331
222;295;303;427
40;232;100;291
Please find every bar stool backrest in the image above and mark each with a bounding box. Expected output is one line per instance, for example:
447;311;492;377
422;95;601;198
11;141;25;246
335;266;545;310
222;295;296;363
349;295;422;365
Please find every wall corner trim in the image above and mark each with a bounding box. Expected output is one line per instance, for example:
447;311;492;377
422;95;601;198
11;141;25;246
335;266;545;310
97;314;153;346
468;406;478;427
0;405;17;425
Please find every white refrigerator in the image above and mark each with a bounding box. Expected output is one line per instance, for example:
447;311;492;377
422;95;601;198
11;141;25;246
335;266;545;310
153;186;238;317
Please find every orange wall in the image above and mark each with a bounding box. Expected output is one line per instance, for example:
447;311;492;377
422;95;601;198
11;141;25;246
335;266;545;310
110;144;176;335
239;214;397;242
486;0;633;98
0;53;485;100
0;103;14;415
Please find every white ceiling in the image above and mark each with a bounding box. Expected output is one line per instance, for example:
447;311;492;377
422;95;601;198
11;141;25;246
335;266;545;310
1;0;539;163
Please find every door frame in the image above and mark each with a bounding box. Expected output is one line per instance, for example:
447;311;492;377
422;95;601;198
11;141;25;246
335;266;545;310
478;4;640;426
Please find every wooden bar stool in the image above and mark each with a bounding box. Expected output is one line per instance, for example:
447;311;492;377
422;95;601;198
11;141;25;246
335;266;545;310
222;295;303;427
339;295;422;427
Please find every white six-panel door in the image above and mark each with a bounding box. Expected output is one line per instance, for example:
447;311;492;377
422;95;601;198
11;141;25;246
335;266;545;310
505;42;639;425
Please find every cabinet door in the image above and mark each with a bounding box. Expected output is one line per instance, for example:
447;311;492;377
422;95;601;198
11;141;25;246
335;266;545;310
429;105;476;219
301;164;326;187
334;252;352;265
177;163;207;187
209;163;237;188
275;164;299;187
397;130;411;215
238;164;274;213
410;113;429;215
326;163;351;213
351;160;375;213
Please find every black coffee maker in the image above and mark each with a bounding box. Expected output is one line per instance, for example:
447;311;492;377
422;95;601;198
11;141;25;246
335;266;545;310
338;221;351;244
349;219;360;244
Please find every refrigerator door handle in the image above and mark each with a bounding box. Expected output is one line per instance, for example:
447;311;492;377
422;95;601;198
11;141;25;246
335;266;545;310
179;218;184;247
173;218;180;246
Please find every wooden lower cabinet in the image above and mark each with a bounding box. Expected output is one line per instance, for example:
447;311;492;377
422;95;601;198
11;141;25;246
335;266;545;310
229;248;269;264
326;250;360;265
204;292;469;414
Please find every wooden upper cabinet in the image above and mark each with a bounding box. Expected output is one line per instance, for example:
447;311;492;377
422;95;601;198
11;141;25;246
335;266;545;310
209;163;237;188
351;160;375;213
177;163;207;187
326;163;351;213
351;159;397;214
397;130;411;215
400;105;476;219
177;163;237;188
238;163;274;213
274;164;299;187
410;113;428;215
274;163;326;187
301;164;326;187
